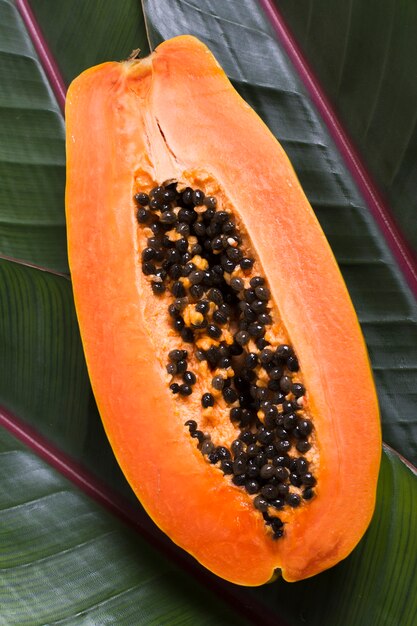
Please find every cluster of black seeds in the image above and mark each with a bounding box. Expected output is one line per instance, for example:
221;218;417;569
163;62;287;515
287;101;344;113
135;182;316;539
183;419;315;538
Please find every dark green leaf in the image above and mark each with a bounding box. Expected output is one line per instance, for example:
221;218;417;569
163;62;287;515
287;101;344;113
2;417;416;625
0;0;67;272
0;425;248;625
29;0;150;85
1;1;417;624
143;0;417;465
249;446;417;626
0;258;135;498
278;0;417;256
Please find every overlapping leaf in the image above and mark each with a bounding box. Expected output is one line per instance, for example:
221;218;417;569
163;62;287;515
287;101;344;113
0;0;67;272
29;0;150;84
0;0;416;624
249;446;417;626
0;258;133;498
278;0;417;256
0;427;248;626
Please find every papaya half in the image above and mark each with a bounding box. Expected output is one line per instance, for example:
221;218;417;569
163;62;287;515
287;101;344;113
65;35;381;586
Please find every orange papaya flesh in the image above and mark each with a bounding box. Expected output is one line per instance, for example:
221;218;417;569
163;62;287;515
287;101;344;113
65;35;381;586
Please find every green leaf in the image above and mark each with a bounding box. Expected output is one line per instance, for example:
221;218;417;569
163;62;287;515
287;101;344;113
2;424;416;625
249;446;417;626
142;0;417;466
1;1;417;624
277;0;417;256
29;0;150;84
0;426;248;625
0;0;67;272
0;258;133;497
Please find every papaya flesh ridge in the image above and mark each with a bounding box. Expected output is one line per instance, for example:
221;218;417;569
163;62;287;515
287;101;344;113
65;35;381;585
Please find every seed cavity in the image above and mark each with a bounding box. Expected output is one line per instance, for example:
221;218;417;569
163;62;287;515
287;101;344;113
135;181;316;541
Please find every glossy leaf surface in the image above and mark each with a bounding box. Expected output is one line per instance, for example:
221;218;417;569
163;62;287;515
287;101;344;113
29;0;150;85
278;0;417;256
0;257;132;497
249;446;417;626
0;0;416;624
0;0;67;272
0;426;247;625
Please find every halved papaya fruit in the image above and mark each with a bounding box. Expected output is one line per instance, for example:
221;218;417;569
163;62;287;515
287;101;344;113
65;35;381;586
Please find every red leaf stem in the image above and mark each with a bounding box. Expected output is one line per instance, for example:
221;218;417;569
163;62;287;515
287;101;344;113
16;0;67;114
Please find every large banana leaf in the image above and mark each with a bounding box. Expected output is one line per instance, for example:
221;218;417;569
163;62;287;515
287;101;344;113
0;0;67;272
0;426;249;625
1;0;416;623
277;0;417;257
